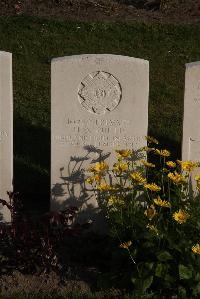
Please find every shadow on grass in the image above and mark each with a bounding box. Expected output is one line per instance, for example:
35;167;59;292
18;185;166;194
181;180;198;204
13;117;50;216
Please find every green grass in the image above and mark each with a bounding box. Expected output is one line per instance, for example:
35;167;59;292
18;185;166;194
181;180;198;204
0;15;199;212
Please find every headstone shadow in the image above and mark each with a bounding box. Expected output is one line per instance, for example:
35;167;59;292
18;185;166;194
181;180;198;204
51;145;111;231
13;117;50;216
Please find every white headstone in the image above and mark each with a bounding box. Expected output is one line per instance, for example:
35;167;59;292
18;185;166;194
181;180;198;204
182;62;200;163
0;52;13;222
51;54;149;229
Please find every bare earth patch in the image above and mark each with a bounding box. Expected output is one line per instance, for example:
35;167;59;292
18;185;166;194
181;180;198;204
0;0;199;24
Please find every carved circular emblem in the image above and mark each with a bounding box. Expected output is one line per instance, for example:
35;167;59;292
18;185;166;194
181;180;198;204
78;71;122;115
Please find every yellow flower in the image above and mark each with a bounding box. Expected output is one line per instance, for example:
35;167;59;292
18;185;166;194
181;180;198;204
145;136;159;144
155;149;170;157
195;174;200;181
119;241;132;249
113;162;128;174
146;224;158;234
111;184;121;191
168;171;186;185
144;205;157;220
173;209;190;224
153;196;171;208
115;149;132;158
89;161;109;173
97;182;111;191
197;182;200;191
166;161;176;168
107;196;116;206
177;160;197;172
142;146;155;152
144;183;161;192
107;196;124;207
86;174;102;184
141;160;155;168
130;172;147;185
194;175;200;190
192;244;200;255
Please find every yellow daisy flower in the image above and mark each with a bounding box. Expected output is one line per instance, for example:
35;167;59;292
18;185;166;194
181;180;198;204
192;244;200;255
107;196;124;207
142;146;155;152
130;172;147;185
194;174;200;181
168;171;186;185
119;241;132;249
177;160;197;172
113;162;128;174
89;161;109;173
146;224;158;234
111;184;121;191
107;196;116;207
173;209;190;224
115;149;132;158
145;136;159;144
153;196;171;208
97;182;111;191
166;161;176;168
197;182;200;191
85;174;102;184
155;149;170;157
144;205;157;220
144;183;161;192
141;160;155;168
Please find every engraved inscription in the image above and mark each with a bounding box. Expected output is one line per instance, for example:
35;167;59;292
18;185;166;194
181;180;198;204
194;98;200;103
0;131;8;142
193;81;200;103
78;71;122;115
53;134;144;148
54;117;144;148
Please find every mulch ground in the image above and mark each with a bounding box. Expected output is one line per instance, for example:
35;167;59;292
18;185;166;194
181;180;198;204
0;0;199;24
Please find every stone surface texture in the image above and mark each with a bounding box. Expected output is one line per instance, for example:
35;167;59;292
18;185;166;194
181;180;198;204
182;62;200;163
0;52;13;222
51;54;149;230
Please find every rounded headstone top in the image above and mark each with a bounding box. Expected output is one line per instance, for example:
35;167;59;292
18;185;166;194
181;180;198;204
51;54;149;66
186;61;200;68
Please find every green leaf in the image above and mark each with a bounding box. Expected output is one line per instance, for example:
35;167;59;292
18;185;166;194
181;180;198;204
195;272;200;282
165;274;176;283
134;276;154;294
145;262;154;271
131;277;136;285
142;276;154;293
157;251;173;261
179;264;193;280
155;263;164;277
178;286;187;297
193;282;200;296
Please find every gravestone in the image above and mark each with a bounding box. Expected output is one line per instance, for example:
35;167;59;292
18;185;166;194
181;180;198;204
182;62;200;163
51;54;149;230
0;52;13;222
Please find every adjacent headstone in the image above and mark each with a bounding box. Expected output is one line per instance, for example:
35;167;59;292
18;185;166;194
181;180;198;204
51;54;149;229
0;52;13;222
182;62;200;164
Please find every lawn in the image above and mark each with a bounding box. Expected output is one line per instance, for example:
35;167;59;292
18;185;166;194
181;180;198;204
0;15;199;213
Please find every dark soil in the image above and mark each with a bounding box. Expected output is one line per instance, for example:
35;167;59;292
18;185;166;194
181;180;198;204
0;0;200;24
